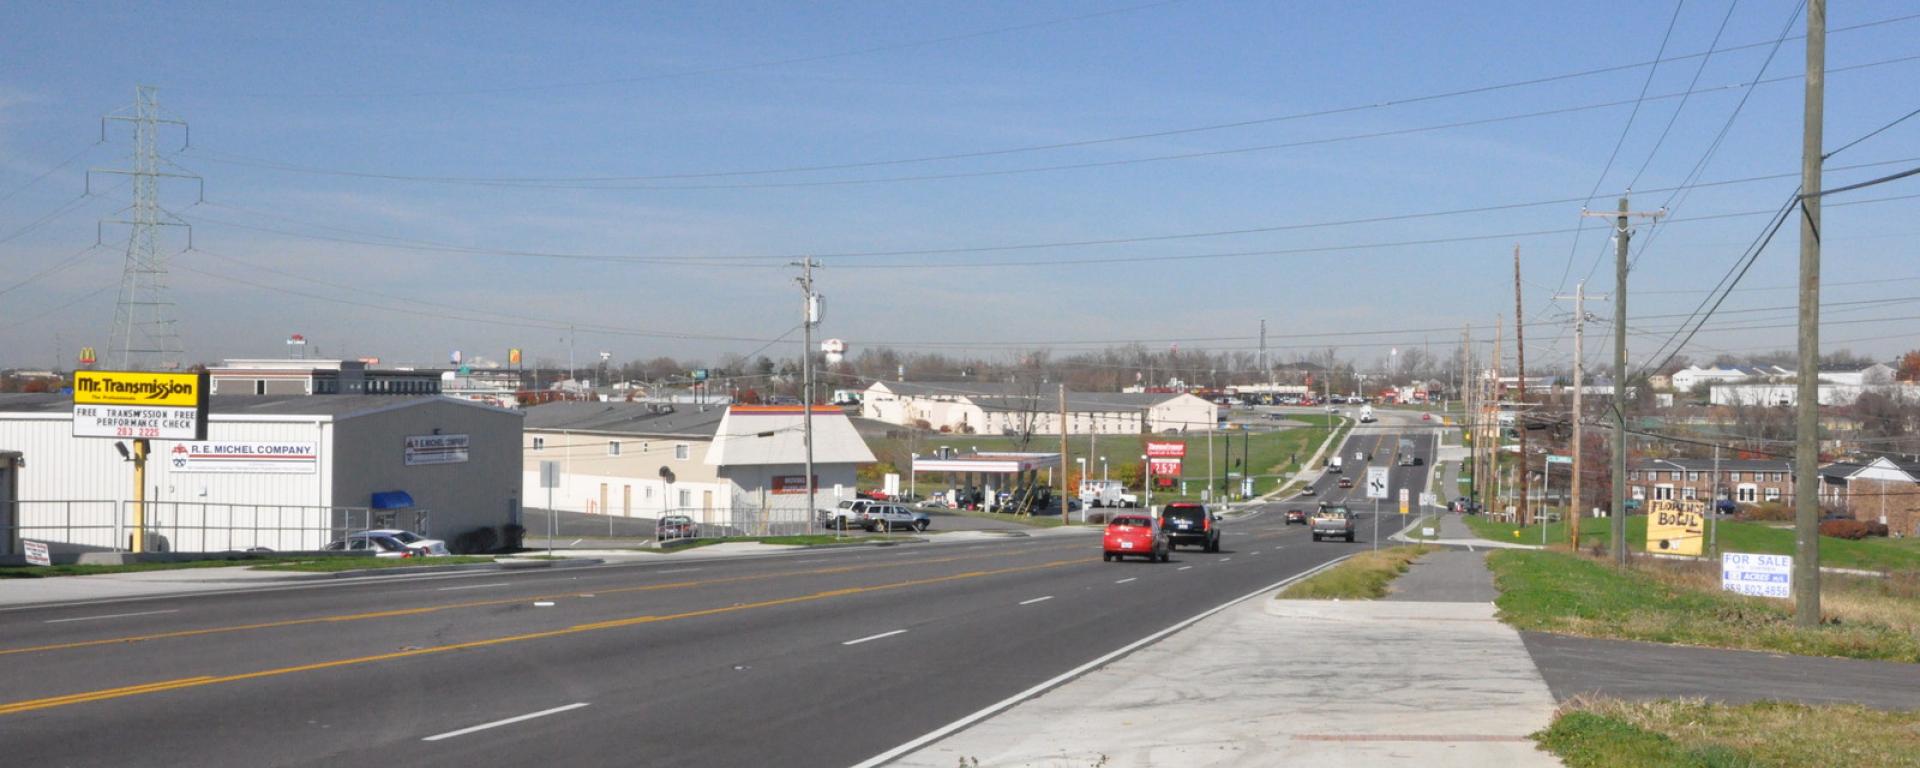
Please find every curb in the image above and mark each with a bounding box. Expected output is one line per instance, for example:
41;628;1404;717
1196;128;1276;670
302;557;608;580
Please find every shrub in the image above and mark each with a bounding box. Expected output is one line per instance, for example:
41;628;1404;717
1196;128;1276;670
1819;519;1872;540
452;526;498;554
1742;501;1794;522
1868;522;1891;538
499;524;525;552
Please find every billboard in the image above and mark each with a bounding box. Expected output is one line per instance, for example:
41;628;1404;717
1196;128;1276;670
169;442;317;474
1646;499;1706;556
71;370;208;441
1145;441;1187;458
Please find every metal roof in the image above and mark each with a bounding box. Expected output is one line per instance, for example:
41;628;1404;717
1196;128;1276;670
0;393;515;420
521;401;726;438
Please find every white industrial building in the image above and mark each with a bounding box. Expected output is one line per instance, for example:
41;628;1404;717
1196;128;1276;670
521;402;875;528
0;394;523;557
860;381;1218;435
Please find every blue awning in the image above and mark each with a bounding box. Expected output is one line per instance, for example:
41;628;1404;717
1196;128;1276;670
371;490;415;510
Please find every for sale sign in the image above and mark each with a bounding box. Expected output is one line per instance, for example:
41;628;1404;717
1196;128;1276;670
1722;552;1791;599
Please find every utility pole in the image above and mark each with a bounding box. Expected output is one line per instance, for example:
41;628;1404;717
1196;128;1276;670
793;259;822;532
1555;281;1605;551
1513;246;1530;526
1584;199;1662;566
1259;319;1269;384
1793;0;1825;627
97;85;197;370
1490;314;1503;516
1059;383;1070;521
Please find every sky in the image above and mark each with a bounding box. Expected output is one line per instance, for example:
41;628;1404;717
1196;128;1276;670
2;0;1917;376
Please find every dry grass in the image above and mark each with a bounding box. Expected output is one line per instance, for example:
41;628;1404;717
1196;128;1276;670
1540;696;1920;767
1629;555;1920;650
1278;545;1434;600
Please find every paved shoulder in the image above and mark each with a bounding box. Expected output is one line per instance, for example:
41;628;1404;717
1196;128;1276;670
1385;549;1498;603
1522;631;1920;710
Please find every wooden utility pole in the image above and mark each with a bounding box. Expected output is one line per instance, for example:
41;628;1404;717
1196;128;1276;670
1513;246;1530;526
1489;315;1503;515
1583;201;1662;565
1555;282;1603;551
1060;383;1071;521
1793;0;1825;626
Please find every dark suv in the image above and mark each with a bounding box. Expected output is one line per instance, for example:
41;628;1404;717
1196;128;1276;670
1158;502;1221;553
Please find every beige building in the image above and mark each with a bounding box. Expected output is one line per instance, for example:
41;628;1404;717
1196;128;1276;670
861;381;1218;435
520;403;875;526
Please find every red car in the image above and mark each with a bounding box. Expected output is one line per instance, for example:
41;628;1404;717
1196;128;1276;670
1422;412;1432;422
1337;477;1353;488
1285;509;1308;525
1102;514;1169;562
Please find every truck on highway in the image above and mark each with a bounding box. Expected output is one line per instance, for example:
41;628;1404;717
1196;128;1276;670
1311;503;1355;543
1327;455;1343;474
1358;404;1376;423
1079;480;1139;508
1397;437;1420;467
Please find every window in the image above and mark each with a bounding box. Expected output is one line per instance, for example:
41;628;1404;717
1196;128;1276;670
608;441;622;456
532;437;545;451
677;489;692;508
1683;487;1698;500
1654;485;1675;501
1670;471;1682;482
1737;485;1758;503
1688;471;1700;482
1629;470;1639;481
675;444;690;460
1765;487;1782;502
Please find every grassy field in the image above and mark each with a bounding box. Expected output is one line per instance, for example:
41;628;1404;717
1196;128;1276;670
1278;546;1434;600
1487;549;1920;662
875;414;1349;503
1463;514;1920;572
1537;698;1920;768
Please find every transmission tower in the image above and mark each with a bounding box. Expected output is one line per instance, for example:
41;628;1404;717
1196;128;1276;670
93;85;199;370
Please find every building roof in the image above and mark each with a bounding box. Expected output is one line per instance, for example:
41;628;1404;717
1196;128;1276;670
0;393;513;420
870;381;1196;413
1630;457;1791;473
521;401;726;438
703;405;875;466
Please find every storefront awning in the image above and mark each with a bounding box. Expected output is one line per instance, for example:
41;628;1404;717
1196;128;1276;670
371;490;415;509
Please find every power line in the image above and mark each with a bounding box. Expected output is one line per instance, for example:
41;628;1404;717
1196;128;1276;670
182;10;1920;184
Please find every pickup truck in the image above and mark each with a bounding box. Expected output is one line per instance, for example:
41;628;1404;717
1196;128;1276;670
1310;504;1356;543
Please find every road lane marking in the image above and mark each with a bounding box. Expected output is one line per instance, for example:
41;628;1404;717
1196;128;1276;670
0;556;1089;716
843;629;908;646
435;583;511;592
422;703;590;742
44;609;178;624
850;553;1358;768
1219;557;1232;562
1019;596;1054;606
656;568;703;574
1177;566;1193;571
0;549;1018;658
1113;578;1136;584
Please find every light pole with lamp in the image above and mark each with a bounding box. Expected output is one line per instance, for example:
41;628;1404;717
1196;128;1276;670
1075;457;1087;522
1141;454;1152;512
1101;456;1109;484
910;453;919;501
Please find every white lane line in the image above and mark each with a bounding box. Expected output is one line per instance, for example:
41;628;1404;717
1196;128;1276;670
1219;557;1232;562
851;554;1356;768
1019;596;1054;606
843;629;908;646
436;582;511;592
422;703;590;742
1114;577;1137;584
1177;566;1194;571
44;609;178;624
656;568;702;574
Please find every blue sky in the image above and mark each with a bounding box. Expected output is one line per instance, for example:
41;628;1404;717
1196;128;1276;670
3;0;1917;374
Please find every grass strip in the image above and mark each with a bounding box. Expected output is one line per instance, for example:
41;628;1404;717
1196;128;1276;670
251;556;495;572
1278;545;1434;600
1537;698;1920;768
1488;549;1920;662
1462;514;1920;572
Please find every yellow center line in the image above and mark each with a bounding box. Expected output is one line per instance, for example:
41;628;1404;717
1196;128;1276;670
0;546;1050;658
0;556;1093;716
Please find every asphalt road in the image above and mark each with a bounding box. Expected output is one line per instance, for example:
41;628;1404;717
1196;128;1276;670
0;423;1434;767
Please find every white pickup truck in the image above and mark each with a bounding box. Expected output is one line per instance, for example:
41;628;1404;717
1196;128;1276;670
1079;480;1139;508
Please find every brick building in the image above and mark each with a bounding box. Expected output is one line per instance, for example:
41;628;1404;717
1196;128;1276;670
1627;458;1794;507
1820;457;1920;536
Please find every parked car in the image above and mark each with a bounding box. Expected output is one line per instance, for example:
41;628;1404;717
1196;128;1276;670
326;529;449;557
1102;514;1169;562
1337;477;1353;489
821;499;875;529
860;503;929;532
1285;509;1308;526
1311;504;1356;543
657;515;696;540
1159;502;1221;553
1421;412;1433;422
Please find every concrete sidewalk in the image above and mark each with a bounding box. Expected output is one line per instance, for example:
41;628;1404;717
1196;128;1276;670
890;553;1563;767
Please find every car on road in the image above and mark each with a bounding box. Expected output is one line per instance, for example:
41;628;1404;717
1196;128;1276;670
1103;514;1169;562
1285;509;1308;525
657;515;697;539
1422;412;1433;422
1298;486;1316;497
326;529;449;557
1310;504;1356;543
1337;477;1353;488
1158;502;1221;553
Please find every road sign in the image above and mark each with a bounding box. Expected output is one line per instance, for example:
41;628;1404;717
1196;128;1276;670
1145;441;1186;458
71;370;209;441
1546;455;1573;465
1365;467;1390;499
24;540;50;567
1398;487;1409;515
539;460;561;489
1419;492;1437;508
1722;552;1791;599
